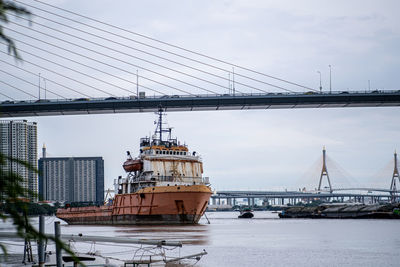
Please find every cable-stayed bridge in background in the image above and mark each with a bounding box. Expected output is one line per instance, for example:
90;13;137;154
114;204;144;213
211;148;400;205
1;0;400;117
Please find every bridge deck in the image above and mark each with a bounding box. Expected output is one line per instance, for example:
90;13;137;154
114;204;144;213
1;91;400;117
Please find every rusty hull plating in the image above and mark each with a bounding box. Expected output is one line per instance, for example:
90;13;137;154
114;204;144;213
57;108;212;225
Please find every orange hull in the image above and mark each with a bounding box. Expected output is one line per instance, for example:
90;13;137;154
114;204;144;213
56;185;212;225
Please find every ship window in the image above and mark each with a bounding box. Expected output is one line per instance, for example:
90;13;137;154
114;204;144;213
173;151;176;155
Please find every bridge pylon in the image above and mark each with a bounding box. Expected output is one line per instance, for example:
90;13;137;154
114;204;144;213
390;150;399;202
318;146;333;193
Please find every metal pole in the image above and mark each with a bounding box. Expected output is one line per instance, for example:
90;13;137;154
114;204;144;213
228;72;231;94
38;73;41;100
328;65;332;93
232;67;235;95
54;222;62;267
38;215;45;267
43;78;47;100
317;71;322;92
136;69;139;98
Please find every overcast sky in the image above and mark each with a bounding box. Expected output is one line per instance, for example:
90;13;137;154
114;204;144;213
1;0;400;191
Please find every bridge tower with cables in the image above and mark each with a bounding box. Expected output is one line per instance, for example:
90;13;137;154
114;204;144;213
318;146;333;193
390;150;399;202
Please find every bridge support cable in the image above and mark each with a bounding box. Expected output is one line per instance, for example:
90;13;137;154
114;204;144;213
9;37;141;96
2;42;141;96
0;79;38;99
0;58;92;98
8;12;252;94
0;91;16;101
6;20;219;95
3;30;174;96
16;0;309;93
5;23;203;96
0;68;66;99
0;50;116;97
19;12;284;94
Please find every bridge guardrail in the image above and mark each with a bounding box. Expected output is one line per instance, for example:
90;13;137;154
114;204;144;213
1;89;400;105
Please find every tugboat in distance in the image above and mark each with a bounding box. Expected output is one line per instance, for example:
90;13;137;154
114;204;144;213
238;207;254;218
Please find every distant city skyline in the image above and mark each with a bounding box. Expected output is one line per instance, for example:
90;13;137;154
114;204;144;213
1;0;399;191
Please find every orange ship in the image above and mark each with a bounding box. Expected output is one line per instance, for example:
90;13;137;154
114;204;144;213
57;108;212;225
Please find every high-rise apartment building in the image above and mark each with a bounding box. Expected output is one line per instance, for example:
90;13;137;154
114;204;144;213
0;120;38;195
38;147;104;204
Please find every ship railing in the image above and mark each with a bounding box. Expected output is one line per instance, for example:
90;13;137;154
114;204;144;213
129;175;209;184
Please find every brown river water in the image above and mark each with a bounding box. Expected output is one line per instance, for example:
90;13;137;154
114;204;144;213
1;211;399;266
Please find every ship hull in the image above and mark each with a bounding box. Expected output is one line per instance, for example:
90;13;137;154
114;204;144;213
62;214;203;225
57;185;212;225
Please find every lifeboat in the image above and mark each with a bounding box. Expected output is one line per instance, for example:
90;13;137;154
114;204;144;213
123;159;143;172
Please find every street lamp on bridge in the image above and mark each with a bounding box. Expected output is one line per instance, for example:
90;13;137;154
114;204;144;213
317;71;322;93
328;65;332;93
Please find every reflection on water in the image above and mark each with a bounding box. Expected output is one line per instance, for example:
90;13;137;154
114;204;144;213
115;224;210;245
1;211;400;266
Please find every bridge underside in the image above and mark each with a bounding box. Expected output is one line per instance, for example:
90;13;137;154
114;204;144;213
1;92;400;117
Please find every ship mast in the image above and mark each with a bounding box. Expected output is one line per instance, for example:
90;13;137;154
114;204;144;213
158;107;163;141
155;107;170;143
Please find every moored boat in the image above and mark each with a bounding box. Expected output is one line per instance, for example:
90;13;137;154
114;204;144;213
57;108;212;225
238;208;254;218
